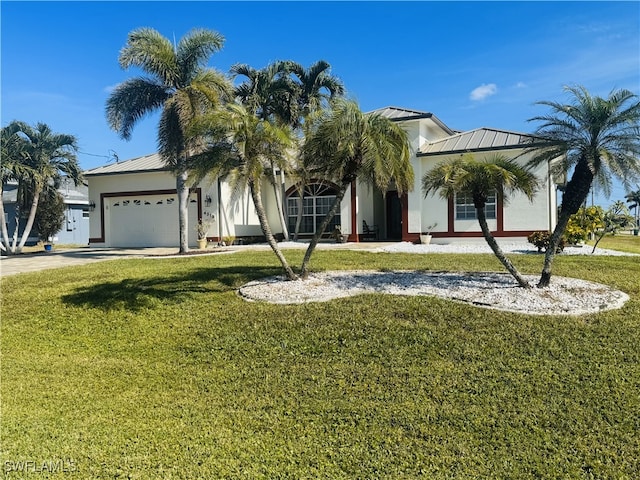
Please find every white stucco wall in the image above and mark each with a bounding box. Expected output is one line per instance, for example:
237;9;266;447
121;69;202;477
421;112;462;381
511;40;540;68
415;149;557;238
356;181;375;233
88;170;268;247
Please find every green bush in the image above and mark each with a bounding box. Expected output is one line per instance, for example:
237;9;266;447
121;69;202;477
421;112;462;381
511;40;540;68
527;231;566;252
34;189;66;243
566;206;604;244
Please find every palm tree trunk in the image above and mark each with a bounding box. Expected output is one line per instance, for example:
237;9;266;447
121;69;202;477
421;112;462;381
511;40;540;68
300;182;347;279
476;207;531;288
270;164;289;241
249;178;298;281
0;184;12;252
537;210;571;287
176;170;190;254
16;185;42;253
538;160;594;287
294;185;304;242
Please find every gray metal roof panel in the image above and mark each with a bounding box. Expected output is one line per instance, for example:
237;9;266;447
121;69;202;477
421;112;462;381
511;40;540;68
84;153;168;176
2;179;88;204
367;106;455;135
368;106;431;120
419;127;542;156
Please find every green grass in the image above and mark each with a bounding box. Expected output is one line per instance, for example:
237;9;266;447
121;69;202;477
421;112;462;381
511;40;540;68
588;232;640;254
2;250;639;479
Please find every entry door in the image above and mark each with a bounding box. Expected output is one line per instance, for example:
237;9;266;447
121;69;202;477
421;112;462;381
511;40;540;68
386;191;402;240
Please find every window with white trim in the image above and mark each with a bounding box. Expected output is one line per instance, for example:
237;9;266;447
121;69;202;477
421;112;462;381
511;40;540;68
455;192;496;220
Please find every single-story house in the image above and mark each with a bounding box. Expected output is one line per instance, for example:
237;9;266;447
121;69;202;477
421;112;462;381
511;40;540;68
2;177;90;246
85;106;561;248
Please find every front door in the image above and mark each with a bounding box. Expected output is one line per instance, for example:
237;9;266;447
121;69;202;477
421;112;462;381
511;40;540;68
386;191;402;240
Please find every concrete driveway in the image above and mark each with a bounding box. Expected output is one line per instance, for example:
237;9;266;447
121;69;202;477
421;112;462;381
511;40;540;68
0;247;179;277
0;242;390;277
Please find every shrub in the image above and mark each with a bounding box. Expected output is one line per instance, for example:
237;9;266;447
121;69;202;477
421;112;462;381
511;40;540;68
34;189;66;243
527;231;566;253
566;206;604;244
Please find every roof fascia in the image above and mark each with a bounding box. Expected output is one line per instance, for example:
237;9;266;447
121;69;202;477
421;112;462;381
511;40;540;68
84;167;171;178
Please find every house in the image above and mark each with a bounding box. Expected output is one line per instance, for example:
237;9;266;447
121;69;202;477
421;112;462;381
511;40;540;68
85;107;560;248
2;177;90;246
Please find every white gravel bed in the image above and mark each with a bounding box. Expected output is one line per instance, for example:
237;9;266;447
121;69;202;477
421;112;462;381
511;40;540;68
237;240;637;256
378;241;638;256
238;270;630;315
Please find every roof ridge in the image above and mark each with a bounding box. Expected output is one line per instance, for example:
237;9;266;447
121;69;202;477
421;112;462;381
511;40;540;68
367;105;431;115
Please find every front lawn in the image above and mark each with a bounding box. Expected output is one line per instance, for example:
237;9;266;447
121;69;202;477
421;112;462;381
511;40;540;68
588;232;640;254
2;250;639;479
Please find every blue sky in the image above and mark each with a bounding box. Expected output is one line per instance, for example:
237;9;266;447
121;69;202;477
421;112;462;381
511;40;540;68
2;1;639;205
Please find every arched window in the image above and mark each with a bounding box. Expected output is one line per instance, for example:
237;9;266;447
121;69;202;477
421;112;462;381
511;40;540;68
286;182;341;235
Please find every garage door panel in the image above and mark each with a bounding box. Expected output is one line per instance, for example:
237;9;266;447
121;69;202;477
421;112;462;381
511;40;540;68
109;194;198;247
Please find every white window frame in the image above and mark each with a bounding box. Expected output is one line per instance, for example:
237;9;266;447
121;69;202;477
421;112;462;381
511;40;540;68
455;192;496;220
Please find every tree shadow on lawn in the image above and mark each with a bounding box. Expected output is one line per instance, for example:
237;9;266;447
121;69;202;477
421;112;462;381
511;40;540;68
62;265;281;312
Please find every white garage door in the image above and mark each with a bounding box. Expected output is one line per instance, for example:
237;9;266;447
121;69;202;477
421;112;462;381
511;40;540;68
109;193;198;247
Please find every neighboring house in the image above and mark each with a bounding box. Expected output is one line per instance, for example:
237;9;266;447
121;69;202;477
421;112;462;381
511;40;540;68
86;106;561;248
2;177;90;245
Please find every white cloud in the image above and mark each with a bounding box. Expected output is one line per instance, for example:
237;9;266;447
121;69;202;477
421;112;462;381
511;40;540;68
515;82;527;89
470;83;498;101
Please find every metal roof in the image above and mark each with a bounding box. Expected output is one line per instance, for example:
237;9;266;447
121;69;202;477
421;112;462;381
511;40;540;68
367;106;455;135
84;152;168;176
419;127;543;156
368;106;431;120
2;179;88;205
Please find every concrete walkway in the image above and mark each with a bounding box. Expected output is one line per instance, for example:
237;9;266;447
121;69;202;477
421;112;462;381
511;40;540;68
0;242;391;277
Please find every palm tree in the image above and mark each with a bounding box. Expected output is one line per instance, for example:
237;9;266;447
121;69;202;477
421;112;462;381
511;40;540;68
625;186;640;229
0;121;80;254
232;61;299;240
422;154;539;288
299;99;413;278
527;85;640;287
188;103;299;280
284;61;345;240
231;61;298;124
231;60;345;242
1;122;29;252
106;27;231;253
284;59;345;126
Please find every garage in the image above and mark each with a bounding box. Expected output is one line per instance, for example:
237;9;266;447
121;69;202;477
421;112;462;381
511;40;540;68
108;193;198;248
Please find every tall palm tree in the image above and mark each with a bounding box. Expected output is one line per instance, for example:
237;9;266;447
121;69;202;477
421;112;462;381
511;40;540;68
106;27;231;253
284;61;345;240
1;122;29;252
625;186;640;228
284;60;345;125
188;103;299;280
232;61;299;240
299;99;413;278
0;121;80;254
231;60;345;243
527;85;640;287
422;154;539;288
231;61;297;123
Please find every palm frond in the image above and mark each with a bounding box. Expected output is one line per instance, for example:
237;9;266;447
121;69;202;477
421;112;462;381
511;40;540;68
106;78;169;139
176;29;224;85
119;27;178;86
